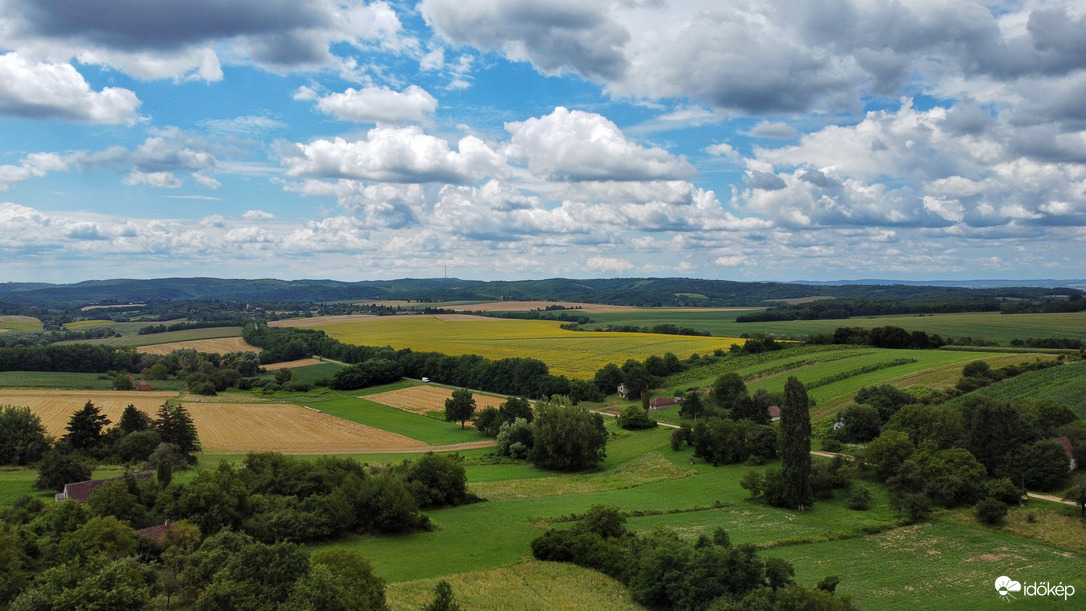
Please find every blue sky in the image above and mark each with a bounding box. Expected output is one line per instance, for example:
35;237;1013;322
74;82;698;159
2;0;1085;283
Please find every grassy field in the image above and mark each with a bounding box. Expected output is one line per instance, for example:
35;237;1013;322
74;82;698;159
944;360;1086;417
0;315;43;332
290;361;345;384
0;371;125;390
584;310;1086;344
281;314;744;379
319;430;1084;610
386;560;643;611
297;382;493;446
768;517;1083;610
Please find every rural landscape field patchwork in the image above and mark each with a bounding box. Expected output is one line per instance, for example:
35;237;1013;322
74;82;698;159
1;281;1085;610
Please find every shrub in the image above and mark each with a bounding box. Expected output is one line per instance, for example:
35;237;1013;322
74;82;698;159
670;425;692;450
974;496;1008;525
190;381;217;396
822;437;843;452
617;405;657;430
845;485;871;510
496;418;533;460
985;478;1021;505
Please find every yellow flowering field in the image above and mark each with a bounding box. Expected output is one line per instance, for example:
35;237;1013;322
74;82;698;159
297;314;744;379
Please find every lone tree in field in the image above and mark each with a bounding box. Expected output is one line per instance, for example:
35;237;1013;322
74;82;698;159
445;388;476;429
779;376;812;509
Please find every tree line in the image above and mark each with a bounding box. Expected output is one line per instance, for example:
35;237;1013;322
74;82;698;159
736;297;1007;322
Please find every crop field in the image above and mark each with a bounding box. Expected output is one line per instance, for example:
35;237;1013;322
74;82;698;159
945;360;1086;417
262;358;324;370
746;350;1048;422
0;390;178;436
652;346;1053;424
276;314;745;378
63;319;115;329
60;326;245;348
0;315;43;331
136;336;259;355
183;401;433;454
363;385;507;417
585;309;1086;344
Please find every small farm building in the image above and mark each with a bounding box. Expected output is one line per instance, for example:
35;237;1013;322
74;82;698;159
55;473;152;503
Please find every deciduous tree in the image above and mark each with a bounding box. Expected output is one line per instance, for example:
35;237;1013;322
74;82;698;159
529;396;608;471
444;388;476;429
0;405;52;466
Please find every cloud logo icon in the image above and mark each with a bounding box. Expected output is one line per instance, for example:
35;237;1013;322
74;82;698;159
995;576;1022;600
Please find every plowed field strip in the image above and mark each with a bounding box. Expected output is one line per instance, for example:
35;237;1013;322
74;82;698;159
183;402;429;453
136;337;259;355
262;358;323;370
363;385;507;415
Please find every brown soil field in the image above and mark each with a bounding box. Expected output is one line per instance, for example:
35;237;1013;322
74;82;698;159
0;315;40;322
0;390;178;437
363;385;508;416
270;315;375;328
137;337;260;355
262;358;324;370
183;402;430;453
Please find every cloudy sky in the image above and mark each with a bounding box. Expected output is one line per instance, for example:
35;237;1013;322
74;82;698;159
2;0;1085;283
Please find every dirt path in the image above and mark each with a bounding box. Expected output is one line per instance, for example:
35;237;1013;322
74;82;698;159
1026;492;1077;507
367;440;497;454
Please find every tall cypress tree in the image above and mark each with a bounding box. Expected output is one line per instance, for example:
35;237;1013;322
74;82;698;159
779;376;812;509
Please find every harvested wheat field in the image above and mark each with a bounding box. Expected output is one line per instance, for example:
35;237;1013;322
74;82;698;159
262;358;324;370
363;385;508;416
137;337;260;355
185;402;431;453
0;390;177;437
270;315;375;328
